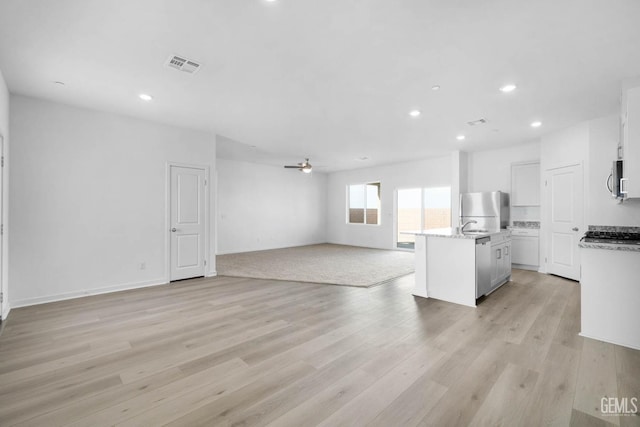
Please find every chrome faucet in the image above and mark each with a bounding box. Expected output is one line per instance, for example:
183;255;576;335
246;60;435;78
460;219;477;232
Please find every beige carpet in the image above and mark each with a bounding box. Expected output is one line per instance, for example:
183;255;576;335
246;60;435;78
216;244;415;288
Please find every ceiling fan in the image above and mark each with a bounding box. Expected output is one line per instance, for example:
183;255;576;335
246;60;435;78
284;158;313;174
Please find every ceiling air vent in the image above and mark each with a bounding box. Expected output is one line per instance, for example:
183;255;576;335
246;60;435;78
467;118;488;126
165;54;202;74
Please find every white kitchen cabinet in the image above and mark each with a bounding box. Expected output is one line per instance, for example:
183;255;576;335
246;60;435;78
511;228;539;270
490;232;511;291
581;246;640;350
502;242;511;278
620;81;640;198
491;242;511;285
490;244;500;284
511;162;540;206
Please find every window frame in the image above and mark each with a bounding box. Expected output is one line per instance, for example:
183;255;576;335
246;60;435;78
395;186;452;249
346;181;381;225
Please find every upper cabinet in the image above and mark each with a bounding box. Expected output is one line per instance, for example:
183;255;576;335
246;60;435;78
511;162;540;206
621;79;640;198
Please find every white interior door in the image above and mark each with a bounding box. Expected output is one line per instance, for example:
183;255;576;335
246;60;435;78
546;164;583;281
170;165;206;281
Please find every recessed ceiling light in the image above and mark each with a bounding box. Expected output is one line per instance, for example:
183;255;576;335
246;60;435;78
139;94;153;101
531;121;542;128
431;85;441;91
500;84;517;93
409;110;421;117
456;135;466;141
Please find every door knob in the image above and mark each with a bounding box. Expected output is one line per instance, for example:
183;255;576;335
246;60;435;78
171;228;177;232
572;227;579;231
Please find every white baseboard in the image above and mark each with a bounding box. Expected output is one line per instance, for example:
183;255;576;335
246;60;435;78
216;241;329;256
206;271;218;278
11;278;168;309
512;263;540;272
579;332;640;351
1;303;9;321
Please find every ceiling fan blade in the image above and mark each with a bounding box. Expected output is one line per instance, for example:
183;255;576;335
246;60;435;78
284;158;314;172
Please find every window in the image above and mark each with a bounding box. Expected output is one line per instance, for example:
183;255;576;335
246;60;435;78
396;187;451;249
348;182;381;224
423;187;451;229
396;188;422;248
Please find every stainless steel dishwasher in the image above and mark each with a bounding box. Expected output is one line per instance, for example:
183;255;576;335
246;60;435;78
475;236;491;298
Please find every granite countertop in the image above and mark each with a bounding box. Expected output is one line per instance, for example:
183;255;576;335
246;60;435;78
511;221;540;229
415;228;511;240
579;242;640;252
587;225;640;233
418;228;479;239
579;225;640;252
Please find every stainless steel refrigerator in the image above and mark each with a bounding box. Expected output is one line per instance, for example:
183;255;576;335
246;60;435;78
459;191;509;232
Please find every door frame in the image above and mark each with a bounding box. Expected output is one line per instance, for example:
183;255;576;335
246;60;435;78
541;161;584;278
165;162;211;283
393;187;424;251
0;134;3;320
394;186;452;251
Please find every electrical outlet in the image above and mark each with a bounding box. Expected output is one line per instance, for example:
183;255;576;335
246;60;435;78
140;262;146;270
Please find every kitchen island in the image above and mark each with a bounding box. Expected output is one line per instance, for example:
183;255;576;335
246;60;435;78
413;228;511;307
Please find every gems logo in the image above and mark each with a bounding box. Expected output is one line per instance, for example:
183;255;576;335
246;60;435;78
601;397;638;416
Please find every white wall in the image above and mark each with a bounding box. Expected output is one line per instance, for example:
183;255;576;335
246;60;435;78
541;122;590;173
326;156;451;249
216;158;327;254
467;141;541;193
0;70;9;319
588;114;640;225
9;95;216;307
451;151;468;228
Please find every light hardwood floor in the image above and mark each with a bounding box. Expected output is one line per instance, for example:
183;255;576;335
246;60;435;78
0;270;638;426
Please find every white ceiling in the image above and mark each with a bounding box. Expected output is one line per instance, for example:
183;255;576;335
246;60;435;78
1;0;640;172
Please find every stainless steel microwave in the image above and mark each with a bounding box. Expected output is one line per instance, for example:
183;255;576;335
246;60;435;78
609;160;626;199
